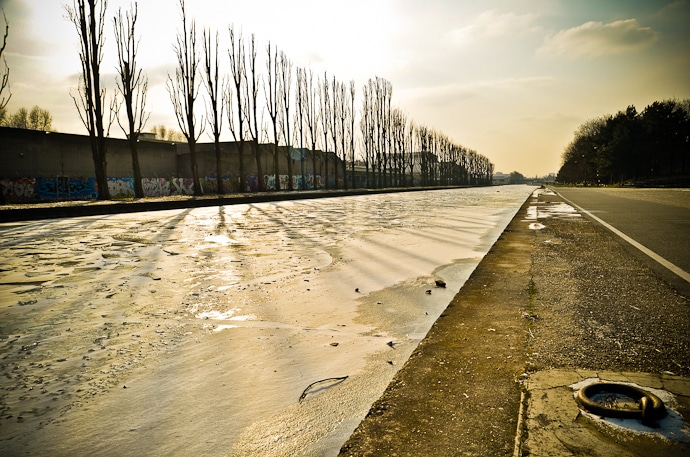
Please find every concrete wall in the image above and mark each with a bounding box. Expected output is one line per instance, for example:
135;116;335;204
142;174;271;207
0;127;178;178
0;127;342;201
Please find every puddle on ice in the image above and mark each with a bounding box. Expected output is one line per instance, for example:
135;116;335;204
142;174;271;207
204;234;235;245
195;309;256;322
196;309;237;320
214;324;240;331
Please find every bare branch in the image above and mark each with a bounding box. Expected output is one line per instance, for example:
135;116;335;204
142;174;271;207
114;3;149;139
0;9;11;110
203;27;224;140
66;0;111;199
166;0;203;195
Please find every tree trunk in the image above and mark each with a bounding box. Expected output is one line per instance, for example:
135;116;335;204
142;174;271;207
215;138;223;194
253;140;264;191
129;136;144;197
189;140;202;195
238;140;245;192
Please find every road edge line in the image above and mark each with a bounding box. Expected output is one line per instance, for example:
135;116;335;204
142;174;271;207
551;188;690;284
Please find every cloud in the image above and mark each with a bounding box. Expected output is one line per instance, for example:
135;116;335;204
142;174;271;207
538;19;659;58
653;0;688;18
401;76;556;104
447;10;539;47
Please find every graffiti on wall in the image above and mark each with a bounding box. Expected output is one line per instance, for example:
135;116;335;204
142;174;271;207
306;175;326;189
142;178;171;197
202;176;236;194
248;176;260;192
261;174;325;190
1;178;37;201
171;178;198;195
107;178;135;198
1;177;99;202
2;173;330;202
36;177;98;200
264;175;276;190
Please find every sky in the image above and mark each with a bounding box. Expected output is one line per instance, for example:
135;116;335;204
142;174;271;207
1;0;689;176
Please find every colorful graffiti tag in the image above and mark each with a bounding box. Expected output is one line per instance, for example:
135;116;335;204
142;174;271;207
1;177;99;202
37;177;98;201
141;178;171;197
202;176;237;194
1;178;37;202
171;178;198;195
107;178;135;198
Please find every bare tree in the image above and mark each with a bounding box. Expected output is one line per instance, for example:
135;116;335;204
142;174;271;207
360;80;374;187
244;34;265;191
380;77;392;187
330;76;347;189
167;0;203;196
392;108;406;186
304;69;320;188
373;78;384;187
319;72;330;188
8;107;28;128
416;124;429;186
295;67;307;189
337;79;349;189
363;77;392;188
348;81;356;188
28;106;53;131
0;10;10;112
113;2;149;198
66;0;112;200
265;41;281;190
151;124;184;141
329;76;338;188
4;106;52;130
406;120;416;186
203;28;225;194
227;25;247;192
0;11;7;203
279;51;293;190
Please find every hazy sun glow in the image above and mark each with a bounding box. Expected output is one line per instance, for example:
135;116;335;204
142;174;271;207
2;0;688;176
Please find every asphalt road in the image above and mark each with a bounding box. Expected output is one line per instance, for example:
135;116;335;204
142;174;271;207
553;187;690;297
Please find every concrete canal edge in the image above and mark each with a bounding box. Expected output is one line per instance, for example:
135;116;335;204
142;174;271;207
0;186;464;223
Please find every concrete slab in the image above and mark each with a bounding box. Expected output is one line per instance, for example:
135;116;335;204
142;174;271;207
520;369;690;457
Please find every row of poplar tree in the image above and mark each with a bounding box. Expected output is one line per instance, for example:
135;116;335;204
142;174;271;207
9;1;493;199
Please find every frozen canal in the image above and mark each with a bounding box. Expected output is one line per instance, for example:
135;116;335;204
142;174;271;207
0;185;534;456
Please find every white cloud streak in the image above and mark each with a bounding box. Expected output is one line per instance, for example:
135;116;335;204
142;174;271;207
447;10;540;47
401;76;557;104
538;19;659;58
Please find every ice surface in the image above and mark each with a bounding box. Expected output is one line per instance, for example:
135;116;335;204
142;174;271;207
0;185;536;456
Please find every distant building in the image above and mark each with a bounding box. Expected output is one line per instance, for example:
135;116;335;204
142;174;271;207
492;171;510;185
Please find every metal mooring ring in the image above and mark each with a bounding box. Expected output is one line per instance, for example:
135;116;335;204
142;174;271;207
576;382;667;425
